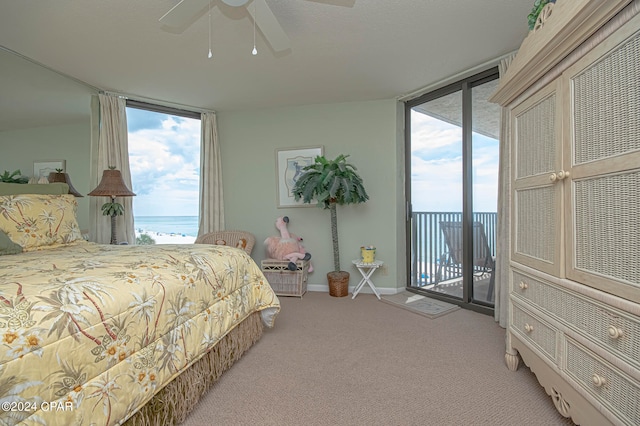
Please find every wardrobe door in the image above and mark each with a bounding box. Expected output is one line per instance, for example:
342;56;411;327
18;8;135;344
511;80;564;277
563;13;640;303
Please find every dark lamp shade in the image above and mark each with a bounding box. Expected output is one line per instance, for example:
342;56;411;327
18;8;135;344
88;169;136;198
48;172;84;197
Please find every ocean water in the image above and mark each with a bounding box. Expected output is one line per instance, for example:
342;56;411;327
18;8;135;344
134;216;198;237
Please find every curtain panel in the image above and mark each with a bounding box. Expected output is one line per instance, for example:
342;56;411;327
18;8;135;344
89;94;136;245
494;54;515;327
197;112;225;236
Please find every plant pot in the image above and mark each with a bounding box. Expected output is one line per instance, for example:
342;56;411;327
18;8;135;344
327;271;349;297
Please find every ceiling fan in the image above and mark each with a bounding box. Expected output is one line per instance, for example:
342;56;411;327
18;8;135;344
159;0;353;53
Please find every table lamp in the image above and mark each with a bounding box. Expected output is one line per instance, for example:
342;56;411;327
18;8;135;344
88;167;136;244
48;169;84;197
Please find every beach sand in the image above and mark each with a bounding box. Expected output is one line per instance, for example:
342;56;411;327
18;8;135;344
136;229;196;244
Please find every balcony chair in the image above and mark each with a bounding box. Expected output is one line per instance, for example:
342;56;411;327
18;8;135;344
435;221;495;302
195;230;256;256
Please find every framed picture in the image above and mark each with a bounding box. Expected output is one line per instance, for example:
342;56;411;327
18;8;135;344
33;160;65;179
275;146;323;208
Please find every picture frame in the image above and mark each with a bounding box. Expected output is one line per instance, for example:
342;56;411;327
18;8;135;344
33;160;65;179
275;146;323;208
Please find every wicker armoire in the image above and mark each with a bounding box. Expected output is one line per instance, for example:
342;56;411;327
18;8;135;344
490;1;640;425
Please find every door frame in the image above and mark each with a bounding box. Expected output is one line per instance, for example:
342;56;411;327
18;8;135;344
404;68;498;315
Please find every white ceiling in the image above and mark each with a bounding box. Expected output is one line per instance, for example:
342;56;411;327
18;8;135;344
0;0;533;131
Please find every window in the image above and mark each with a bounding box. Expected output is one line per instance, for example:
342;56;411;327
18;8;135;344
126;101;201;244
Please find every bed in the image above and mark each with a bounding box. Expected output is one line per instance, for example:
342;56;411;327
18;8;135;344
0;190;280;425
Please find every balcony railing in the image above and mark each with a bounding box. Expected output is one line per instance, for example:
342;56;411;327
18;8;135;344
411;212;497;286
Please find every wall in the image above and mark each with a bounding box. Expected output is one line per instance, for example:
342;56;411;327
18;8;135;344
218;99;406;293
0;122;92;230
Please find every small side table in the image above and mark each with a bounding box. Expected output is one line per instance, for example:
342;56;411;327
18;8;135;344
351;259;383;300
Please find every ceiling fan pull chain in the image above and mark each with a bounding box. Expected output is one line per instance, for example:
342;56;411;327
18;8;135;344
252;0;258;55
208;0;213;58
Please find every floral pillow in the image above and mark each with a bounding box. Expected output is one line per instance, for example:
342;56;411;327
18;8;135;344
0;194;83;251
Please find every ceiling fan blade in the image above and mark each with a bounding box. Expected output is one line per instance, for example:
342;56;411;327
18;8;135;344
159;0;210;28
246;0;291;52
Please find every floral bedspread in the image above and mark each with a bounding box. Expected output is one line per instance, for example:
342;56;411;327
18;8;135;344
0;241;279;425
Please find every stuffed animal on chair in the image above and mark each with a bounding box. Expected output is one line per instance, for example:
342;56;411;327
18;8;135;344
264;216;313;272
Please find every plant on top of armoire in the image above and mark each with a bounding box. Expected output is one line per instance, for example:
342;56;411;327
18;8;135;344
527;0;556;30
292;154;369;297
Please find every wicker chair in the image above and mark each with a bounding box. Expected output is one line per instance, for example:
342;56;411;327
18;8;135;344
195;230;256;256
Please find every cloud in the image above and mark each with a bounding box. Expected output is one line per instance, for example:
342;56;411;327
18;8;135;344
410;111;499;213
411;110;461;154
411;155;462;212
127;108;166;132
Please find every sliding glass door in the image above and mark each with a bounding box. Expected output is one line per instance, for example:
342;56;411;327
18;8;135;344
409;90;465;299
405;69;499;313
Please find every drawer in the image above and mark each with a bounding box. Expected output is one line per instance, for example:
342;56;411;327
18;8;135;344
564;338;640;426
513;269;640;370
511;302;558;363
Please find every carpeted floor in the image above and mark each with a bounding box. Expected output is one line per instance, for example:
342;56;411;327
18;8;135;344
182;291;574;426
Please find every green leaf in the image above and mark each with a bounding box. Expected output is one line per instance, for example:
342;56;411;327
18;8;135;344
527;0;550;30
0;169;28;184
291;152;369;212
101;202;125;216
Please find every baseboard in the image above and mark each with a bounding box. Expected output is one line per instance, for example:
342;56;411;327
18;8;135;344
306;283;402;295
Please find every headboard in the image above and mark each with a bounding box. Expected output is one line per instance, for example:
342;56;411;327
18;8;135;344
0;182;70;195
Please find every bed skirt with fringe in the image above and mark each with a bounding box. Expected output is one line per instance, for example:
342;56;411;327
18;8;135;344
123;311;264;425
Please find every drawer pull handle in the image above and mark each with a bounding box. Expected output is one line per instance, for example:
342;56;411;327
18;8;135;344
592;374;606;388
519;281;528;290
608;326;624;339
524;323;534;333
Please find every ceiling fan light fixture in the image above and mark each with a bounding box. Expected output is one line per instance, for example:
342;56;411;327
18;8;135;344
161;0;293;55
221;0;250;7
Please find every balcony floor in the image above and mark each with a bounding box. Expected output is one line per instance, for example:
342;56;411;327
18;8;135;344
420;273;494;304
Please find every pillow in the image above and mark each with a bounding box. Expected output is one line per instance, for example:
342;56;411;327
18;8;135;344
0;194;82;251
0;182;70;196
0;230;22;255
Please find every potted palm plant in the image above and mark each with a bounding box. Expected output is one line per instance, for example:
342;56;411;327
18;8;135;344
292;154;369;297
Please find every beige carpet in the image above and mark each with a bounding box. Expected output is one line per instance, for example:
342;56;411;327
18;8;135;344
182;291;574;426
381;291;460;318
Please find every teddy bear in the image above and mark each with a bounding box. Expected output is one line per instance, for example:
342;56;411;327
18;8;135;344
264;216;313;272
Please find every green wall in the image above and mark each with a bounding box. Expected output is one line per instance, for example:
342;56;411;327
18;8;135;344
0;122;92;231
218;99;405;293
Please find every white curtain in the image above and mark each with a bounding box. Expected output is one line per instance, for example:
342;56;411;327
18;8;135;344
197;112;224;236
89;94;136;245
494;54;515;327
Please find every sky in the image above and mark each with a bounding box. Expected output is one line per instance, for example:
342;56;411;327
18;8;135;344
410;110;499;213
126;108;201;217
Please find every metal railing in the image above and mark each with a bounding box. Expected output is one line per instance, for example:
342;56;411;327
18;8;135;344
411;212;497;286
